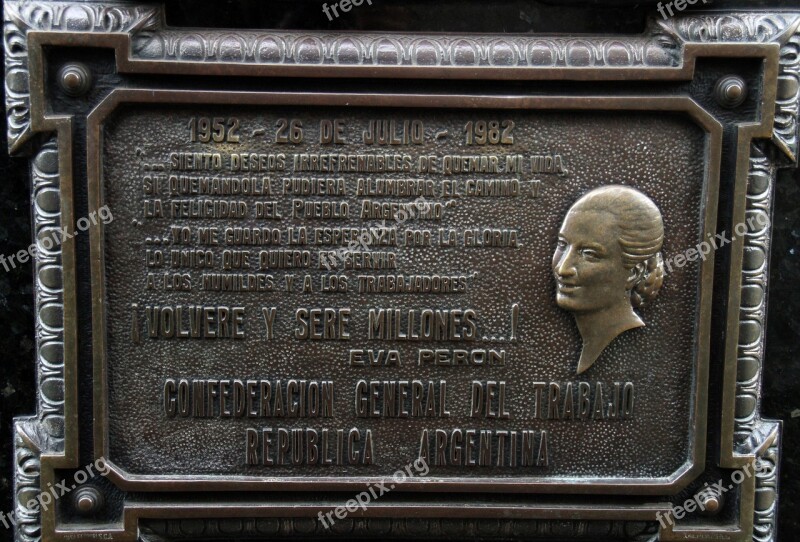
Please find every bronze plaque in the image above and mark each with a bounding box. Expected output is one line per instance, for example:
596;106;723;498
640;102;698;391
6;2;794;541
94;97;715;491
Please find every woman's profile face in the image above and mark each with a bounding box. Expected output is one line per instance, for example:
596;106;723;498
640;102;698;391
552;208;631;314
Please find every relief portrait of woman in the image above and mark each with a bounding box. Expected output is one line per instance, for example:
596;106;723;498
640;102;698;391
552;185;665;374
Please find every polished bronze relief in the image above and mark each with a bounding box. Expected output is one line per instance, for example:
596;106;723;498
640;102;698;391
5;2;795;541
553;186;665;375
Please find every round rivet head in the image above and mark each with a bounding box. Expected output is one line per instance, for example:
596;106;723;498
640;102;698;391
701;494;720;512
698;489;724;516
715;76;747;108
58;63;92;97
73;486;103;515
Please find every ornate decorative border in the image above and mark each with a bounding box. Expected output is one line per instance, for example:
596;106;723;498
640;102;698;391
129;28;679;68
753;430;781;542
731;142;782;542
657;13;800;162
774;28;800;162
4;2;796;541
6;3;800;162
5;5;800;164
3;1;161;153
9;137;62;542
656;12;800;43
2;0;679;154
30;138;65;447
13;420;41;542
735;143;775;442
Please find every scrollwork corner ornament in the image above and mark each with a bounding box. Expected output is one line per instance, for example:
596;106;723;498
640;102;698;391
752;423;781;542
13;419;42;542
657;12;800;163
3;0;161;153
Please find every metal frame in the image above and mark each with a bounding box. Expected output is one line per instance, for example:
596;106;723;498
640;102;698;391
6;2;795;541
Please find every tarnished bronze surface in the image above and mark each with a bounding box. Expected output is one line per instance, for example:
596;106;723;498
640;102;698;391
5;2;795;541
91;95;715;492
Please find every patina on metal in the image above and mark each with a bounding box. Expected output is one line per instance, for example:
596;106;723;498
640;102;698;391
89;93;717;495
4;2;795;541
553;185;666;375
